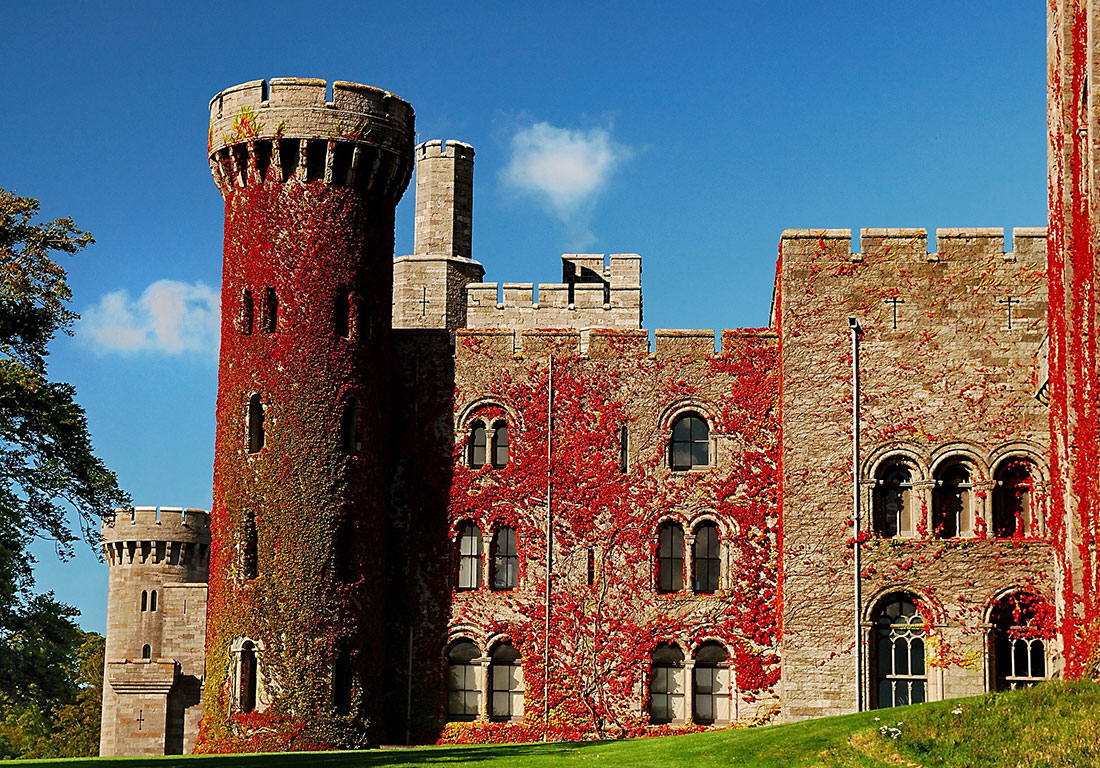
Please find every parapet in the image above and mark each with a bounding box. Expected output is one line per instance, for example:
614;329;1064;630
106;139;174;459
457;327;776;360
466;254;643;333
416;139;474;162
779;227;1048;263
102;507;210;545
208;78;415;201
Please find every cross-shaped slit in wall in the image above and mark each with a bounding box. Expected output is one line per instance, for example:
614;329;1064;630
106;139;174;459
418;286;431;316
884;296;905;329
999;296;1020;329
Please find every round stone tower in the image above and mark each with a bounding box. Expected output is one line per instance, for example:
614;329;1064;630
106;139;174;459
100;507;210;756
200;78;414;750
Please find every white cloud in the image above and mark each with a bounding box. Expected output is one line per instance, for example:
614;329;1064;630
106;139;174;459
502;122;630;246
81;280;220;355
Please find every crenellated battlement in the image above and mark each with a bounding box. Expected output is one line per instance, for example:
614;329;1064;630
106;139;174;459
457;326;776;359
207;78;415;201
416;138;474;162
101;507;210;570
779;227;1047;262
466;253;643;332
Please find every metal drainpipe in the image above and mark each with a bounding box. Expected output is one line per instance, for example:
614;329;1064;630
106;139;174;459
848;316;864;713
543;356;554;739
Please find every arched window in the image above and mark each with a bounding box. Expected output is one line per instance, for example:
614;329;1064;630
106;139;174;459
241;509;258;581
492;527;519;590
140;590;148;612
933;461;973;538
874;461;915;538
447;640;480;722
692;643;730;725
491;421;509;468
989;593;1049;690
247;394;265;454
240;289;254;335
490;643;524;721
263;287;277;333
239;640;258;714
872;595;926;708
648;643;685;724
334;287;351;338
670;413;709;471
341;397;359;455
692;522;720;594
469;421;487;469
657;522;684;593
993;459;1038;538
141;644;152;660
150;590;158;612
333;645;353;715
457;522;483;590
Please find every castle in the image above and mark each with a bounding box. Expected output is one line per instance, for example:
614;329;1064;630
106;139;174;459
96;3;1100;756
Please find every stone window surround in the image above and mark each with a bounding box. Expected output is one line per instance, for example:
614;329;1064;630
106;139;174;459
444;636;525;724
643;640;737;726
652;514;734;594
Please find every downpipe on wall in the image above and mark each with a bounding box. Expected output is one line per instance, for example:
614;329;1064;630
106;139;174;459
849;316;864;713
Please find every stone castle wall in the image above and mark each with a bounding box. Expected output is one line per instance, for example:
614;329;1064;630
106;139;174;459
777;228;1052;720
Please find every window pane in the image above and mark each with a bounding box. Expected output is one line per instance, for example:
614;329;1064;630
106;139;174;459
1031;641;1046;678
672;442;691;470
651;667;669;694
893;638;908;676
692;439;709;466
1014;639;1029;676
910;638;925;676
911;680;925;704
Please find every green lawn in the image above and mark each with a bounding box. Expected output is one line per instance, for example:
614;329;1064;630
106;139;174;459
14;681;1100;768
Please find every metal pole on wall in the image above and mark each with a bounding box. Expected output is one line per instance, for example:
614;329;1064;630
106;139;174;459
848;316;863;713
543;356;554;740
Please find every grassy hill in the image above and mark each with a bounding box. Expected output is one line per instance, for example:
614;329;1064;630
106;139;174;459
15;681;1100;767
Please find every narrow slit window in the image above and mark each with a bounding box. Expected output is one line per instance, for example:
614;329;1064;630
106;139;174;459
241;510;258;581
333;645;353;715
150;590;158;612
239;641;258;714
692;522;720;594
248;394;265;454
140;590;148;612
335;288;351;338
142;644;152;660
263;287;277;333
619;426;629;473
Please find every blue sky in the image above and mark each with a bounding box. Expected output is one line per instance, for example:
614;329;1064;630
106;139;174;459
0;1;1047;631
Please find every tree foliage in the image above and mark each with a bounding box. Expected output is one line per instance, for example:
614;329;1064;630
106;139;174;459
0;189;130;756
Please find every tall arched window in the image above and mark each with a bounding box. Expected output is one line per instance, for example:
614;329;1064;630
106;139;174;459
619;426;629;473
490;642;524;721
240;289;254;335
142;644;152;660
149;590;158;612
492;527;519;590
140;590;148;612
874;461;915;538
447;640;480;721
263;287;277;333
670;413;709;471
648;643;685;724
469;422;487;469
333;645;353;715
341;397;359;455
657;522;684;593
933;461;973;538
491;421;509;468
457;522;483;590
239;640;258;714
693;522;720;594
692;643;730;725
247;394;265;454
334;287;352;338
989;592;1049;690
993;459;1038;538
873;595;926;708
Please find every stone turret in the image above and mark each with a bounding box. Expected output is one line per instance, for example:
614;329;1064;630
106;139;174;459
100;507;210;756
393;139;485;330
202;77;415;750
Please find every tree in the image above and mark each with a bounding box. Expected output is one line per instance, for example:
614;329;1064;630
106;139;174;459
0;189;129;751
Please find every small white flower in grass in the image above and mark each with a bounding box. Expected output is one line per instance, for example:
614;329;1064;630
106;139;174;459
951;706;963;715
